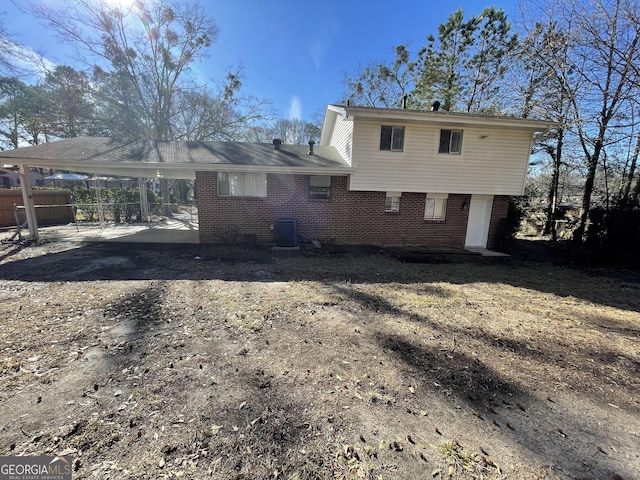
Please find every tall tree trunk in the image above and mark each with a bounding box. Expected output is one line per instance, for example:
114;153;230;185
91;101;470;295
543;129;564;240
619;134;640;210
630;173;640;208
574;140;603;242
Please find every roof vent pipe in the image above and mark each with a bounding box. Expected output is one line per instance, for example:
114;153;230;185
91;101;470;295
431;101;441;112
273;138;282;150
307;139;315;156
402;95;408;109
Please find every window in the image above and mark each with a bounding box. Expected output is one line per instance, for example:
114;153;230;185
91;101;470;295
217;172;267;197
424;193;448;220
309;175;331;199
385;192;401;212
380;126;405;151
439;129;463;154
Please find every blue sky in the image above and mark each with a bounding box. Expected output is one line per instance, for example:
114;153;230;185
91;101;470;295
6;0;517;121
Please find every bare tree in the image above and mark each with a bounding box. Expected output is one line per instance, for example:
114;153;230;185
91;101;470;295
26;0;218;140
25;0;220;214
567;0;640;241
342;45;413;108
517;0;640;241
513;16;578;239
173;70;270;142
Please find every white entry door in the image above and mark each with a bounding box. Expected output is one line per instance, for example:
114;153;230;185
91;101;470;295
465;195;494;247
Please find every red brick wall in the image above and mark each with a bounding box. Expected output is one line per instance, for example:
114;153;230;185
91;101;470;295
487;195;511;248
197;171;496;247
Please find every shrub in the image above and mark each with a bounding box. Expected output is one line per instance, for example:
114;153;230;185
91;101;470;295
495;196;530;252
71;187;162;223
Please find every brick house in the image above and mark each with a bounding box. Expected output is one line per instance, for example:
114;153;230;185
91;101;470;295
0;104;553;247
197;105;552;248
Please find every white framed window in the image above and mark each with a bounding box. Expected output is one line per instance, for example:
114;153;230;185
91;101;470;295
380;126;405;151
424;193;448;220
385;192;401;212
309;175;331;199
439;129;463;154
217;172;267;197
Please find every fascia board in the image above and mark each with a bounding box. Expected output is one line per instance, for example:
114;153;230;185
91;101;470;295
0;157;354;178
344;108;557;131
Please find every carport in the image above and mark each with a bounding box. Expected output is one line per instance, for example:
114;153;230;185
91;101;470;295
0;138;204;241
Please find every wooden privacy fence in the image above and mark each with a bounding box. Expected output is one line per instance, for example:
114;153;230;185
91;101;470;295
0;190;74;227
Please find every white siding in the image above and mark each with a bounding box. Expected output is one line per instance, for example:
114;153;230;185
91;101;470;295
328;116;354;166
349;120;532;195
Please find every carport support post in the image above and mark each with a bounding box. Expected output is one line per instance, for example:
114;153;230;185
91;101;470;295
18;164;39;240
139;178;150;222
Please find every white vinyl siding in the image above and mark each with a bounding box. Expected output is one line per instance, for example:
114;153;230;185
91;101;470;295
218;172;267;197
349;120;532;195
327;114;354;165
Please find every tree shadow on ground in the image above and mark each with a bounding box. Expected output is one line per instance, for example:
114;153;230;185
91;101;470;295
2;242;639;314
327;282;638;479
330;282;640;413
376;333;632;480
0;282;334;479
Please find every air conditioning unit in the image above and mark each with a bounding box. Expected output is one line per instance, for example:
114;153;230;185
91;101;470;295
275;218;298;247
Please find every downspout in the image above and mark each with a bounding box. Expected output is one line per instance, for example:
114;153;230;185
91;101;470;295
18;164;39;240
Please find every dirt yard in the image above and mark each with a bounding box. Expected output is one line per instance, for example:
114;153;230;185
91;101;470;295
0;240;638;479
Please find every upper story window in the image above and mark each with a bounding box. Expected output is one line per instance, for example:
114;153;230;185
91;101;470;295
218;172;267;197
439;129;463;154
380;126;405;151
309;175;331;199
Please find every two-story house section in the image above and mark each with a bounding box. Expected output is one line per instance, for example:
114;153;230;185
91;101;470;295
319;105;554;248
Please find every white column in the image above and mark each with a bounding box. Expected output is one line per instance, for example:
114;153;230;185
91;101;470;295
18;164;39;240
139;178;150;222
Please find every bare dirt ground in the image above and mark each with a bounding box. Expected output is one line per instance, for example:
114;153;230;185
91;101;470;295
0;240;638;479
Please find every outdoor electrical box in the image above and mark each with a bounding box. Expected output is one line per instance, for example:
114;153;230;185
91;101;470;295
275;218;298;247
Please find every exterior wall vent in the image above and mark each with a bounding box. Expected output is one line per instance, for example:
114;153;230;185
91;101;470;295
275;218;298;247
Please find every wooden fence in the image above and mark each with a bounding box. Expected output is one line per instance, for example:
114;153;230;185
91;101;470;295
0;190;74;227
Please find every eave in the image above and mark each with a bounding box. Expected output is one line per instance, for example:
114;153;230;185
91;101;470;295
332;105;558;132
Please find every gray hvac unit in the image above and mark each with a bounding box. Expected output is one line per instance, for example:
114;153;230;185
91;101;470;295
275;218;298;247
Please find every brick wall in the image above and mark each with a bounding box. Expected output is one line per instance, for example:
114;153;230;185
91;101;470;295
487;195;511;248
196;171;509;247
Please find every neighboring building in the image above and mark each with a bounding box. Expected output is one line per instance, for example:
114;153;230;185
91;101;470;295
197;105;552;248
0;168;45;188
0;104;554;248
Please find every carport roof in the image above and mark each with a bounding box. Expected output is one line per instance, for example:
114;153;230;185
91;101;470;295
0;137;352;179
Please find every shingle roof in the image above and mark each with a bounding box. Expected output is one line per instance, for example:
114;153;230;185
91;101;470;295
0;137;348;168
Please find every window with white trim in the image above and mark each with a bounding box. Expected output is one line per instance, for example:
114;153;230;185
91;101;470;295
309;175;331;199
380;126;405;151
439;129;463;154
217;172;267;197
384;192;401;212
424;193;448;220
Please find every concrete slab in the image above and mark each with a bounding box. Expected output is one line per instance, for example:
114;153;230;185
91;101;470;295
8;218;199;244
465;246;510;257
